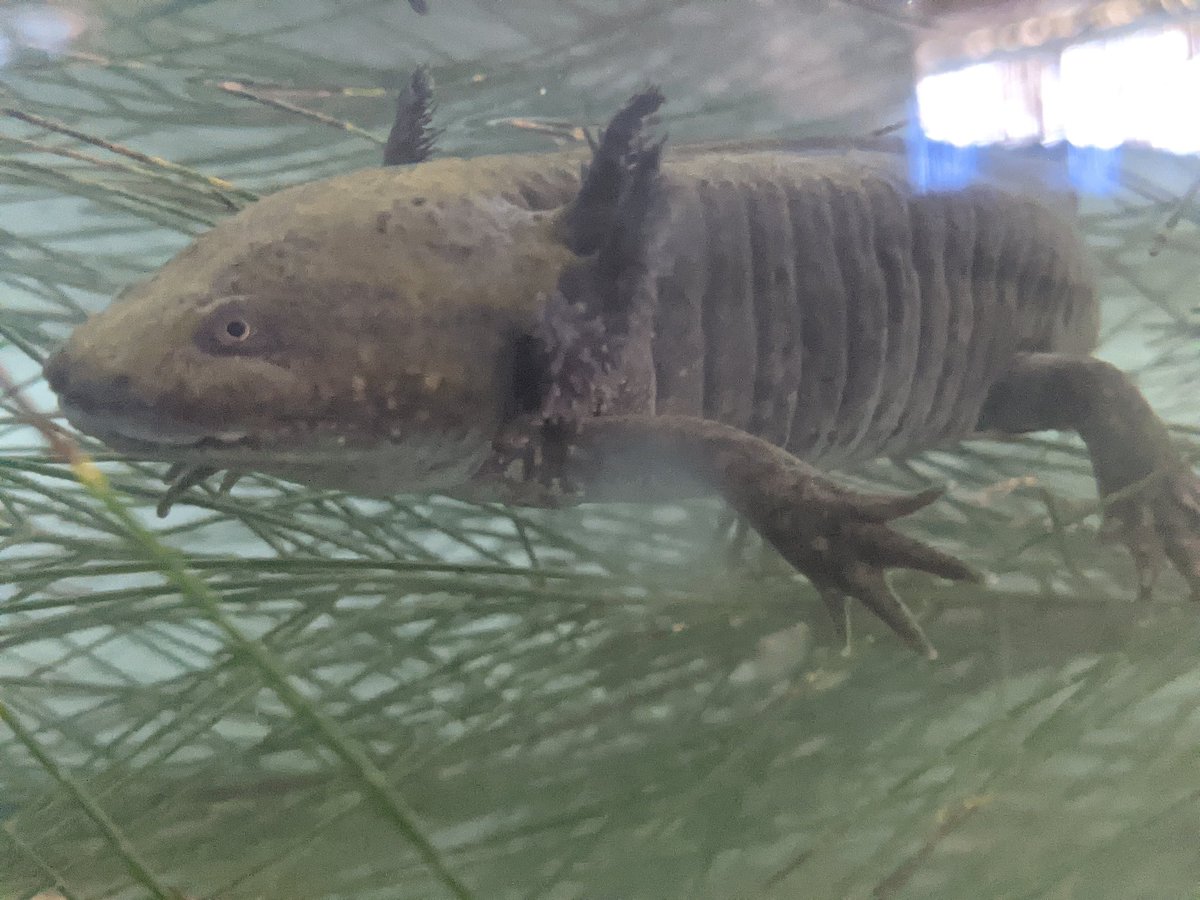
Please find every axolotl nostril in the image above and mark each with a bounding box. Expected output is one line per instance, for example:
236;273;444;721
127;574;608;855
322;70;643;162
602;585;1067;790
46;83;1200;658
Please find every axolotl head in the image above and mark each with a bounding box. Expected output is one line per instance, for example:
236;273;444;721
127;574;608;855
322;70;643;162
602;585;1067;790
43;156;581;495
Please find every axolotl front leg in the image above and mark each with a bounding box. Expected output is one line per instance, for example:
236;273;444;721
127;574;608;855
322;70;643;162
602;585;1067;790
577;415;978;658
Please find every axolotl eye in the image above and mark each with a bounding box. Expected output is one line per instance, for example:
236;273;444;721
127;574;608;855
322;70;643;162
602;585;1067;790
193;299;278;356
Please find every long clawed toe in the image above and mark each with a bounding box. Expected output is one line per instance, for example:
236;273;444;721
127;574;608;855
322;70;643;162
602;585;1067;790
1105;467;1200;600
742;480;979;659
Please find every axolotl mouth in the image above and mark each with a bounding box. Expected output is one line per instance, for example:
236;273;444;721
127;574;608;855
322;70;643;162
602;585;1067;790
42;346;499;506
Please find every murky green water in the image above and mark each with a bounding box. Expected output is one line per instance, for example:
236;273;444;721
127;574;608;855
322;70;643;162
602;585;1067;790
2;2;1199;897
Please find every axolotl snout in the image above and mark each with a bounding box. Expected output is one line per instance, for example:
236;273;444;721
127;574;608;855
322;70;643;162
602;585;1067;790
43;88;1200;658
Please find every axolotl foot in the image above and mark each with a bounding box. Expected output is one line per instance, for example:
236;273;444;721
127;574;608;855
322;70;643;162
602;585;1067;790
454;418;585;509
1103;466;1200;601
733;478;977;660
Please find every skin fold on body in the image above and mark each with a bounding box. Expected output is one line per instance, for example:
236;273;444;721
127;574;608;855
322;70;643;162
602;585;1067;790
42;82;1200;658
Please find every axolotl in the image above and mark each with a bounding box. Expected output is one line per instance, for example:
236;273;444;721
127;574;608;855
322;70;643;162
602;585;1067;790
42;86;1200;658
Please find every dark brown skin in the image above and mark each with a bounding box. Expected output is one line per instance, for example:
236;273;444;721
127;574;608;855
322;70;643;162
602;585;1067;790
42;89;1200;658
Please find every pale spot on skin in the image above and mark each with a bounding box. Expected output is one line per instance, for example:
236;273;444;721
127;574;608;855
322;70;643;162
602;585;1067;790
423;373;444;392
352;375;367;403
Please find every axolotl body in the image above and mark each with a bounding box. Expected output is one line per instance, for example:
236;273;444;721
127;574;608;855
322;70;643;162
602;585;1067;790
43;88;1200;657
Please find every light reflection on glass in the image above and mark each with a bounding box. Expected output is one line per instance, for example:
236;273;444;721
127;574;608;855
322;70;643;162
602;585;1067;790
918;23;1200;153
913;21;1200;193
0;4;86;66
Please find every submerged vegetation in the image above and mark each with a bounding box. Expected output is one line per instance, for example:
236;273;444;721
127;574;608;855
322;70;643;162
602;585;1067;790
2;2;1200;897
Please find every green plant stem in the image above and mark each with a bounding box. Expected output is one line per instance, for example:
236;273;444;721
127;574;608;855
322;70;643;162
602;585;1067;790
0;701;179;899
73;467;475;899
2;106;257;205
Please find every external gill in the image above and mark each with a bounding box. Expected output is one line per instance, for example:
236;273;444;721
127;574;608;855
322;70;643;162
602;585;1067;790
383;66;439;166
535;87;666;422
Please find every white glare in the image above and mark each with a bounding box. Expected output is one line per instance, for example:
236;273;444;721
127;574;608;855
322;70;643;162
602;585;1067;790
0;5;85;67
917;64;1007;147
917;23;1200;154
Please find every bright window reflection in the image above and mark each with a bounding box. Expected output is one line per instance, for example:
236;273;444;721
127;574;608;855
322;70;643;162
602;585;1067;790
917;23;1200;154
